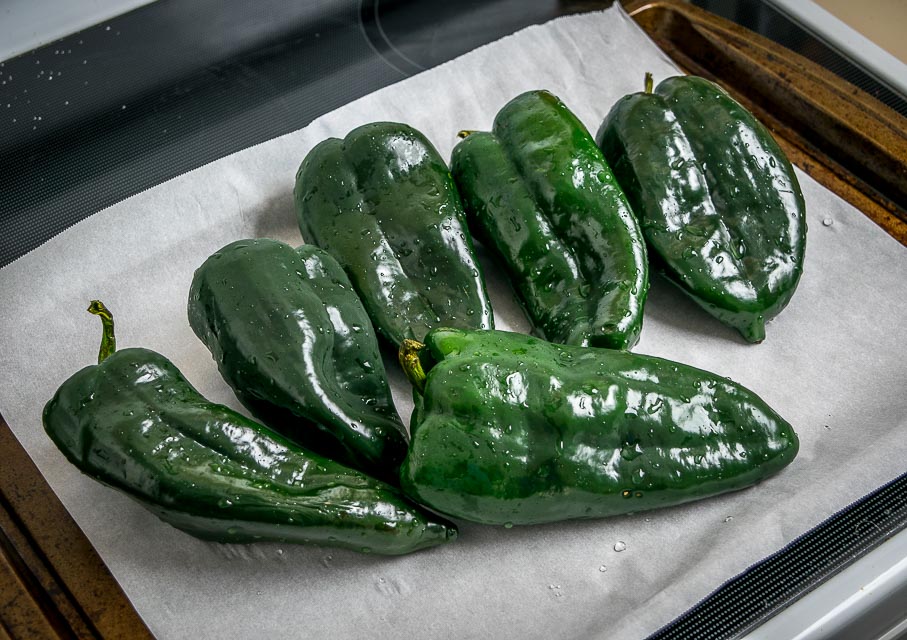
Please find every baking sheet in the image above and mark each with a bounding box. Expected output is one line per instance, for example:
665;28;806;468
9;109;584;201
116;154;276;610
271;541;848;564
1;6;906;639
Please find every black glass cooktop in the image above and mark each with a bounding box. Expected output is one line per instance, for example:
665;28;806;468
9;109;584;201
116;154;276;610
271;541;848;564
1;0;903;268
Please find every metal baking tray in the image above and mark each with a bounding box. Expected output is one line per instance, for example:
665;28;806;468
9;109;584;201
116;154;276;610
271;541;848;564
1;1;904;637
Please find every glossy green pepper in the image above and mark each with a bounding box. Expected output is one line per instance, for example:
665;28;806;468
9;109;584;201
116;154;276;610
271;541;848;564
451;90;648;350
294;122;494;349
596;74;806;343
399;328;798;526
43;302;457;555
188;239;407;484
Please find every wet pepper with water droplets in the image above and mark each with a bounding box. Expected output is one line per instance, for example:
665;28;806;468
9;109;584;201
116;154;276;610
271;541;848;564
451;90;648;350
399;328;798;526
43;302;457;555
596;75;806;342
188;239;407;484
294;122;493;349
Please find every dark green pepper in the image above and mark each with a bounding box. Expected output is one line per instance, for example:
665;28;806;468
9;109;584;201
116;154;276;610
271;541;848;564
43;302;457;555
596;74;806;343
294;122;493;349
188;239;407;484
451;90;648;350
399;328;798;526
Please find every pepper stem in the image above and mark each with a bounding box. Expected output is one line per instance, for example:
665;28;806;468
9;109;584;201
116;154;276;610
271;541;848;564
398;339;428;394
457;130;478;139
644;72;654;94
87;300;116;363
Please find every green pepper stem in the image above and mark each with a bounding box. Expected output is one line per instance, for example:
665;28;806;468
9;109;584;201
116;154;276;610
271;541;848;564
644;72;654;94
457;130;478;139
398;339;428;394
87;300;116;363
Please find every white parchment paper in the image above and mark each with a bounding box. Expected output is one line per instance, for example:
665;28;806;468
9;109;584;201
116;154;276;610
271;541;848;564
1;7;905;639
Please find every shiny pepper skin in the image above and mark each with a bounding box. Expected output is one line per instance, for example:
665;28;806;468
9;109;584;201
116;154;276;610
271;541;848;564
294;122;494;349
399;328;799;526
43;302;456;555
596;75;806;343
188;239;408;484
451;90;648;350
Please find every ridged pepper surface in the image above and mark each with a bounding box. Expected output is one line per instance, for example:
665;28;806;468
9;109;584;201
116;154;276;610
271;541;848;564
399;328;798;526
596;74;806;342
43;302;457;555
188;239;407;484
451;90;648;350
294;122;493;348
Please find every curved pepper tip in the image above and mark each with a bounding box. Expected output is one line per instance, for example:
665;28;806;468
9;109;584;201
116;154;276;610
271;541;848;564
741;315;766;344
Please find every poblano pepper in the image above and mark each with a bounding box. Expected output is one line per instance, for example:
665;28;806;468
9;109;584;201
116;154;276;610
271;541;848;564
294;122;494;349
188;239;407;484
399;328;798;526
596;74;806;343
451;90;648;350
43;302;457;555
